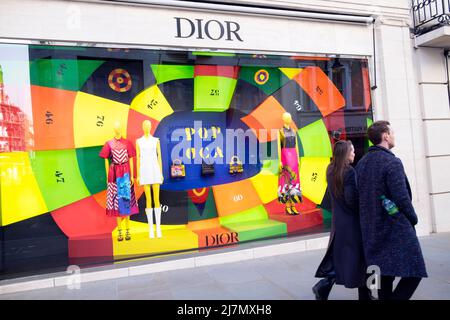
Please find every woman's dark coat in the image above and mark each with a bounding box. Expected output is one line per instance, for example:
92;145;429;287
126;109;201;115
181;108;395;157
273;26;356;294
315;166;367;288
355;146;427;278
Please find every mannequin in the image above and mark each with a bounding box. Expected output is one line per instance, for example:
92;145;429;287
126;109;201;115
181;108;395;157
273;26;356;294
99;120;139;241
136;120;164;238
277;112;301;215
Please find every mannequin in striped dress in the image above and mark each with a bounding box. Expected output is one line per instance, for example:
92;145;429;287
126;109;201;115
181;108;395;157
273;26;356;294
99;120;139;242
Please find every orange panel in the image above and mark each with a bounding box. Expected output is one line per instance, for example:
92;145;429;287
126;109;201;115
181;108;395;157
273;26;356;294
93;190;107;209
93;187;143;209
362;67;372;112
30;85;76;150
293;67;345;117
241;96;297;142
187;218;222;231
188;218;238;248
194;227;239;248
212;180;262;217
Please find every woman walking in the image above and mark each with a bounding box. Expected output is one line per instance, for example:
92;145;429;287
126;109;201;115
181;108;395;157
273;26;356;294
312;140;371;300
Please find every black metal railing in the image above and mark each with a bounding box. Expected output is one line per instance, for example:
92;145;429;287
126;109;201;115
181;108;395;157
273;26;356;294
412;0;450;35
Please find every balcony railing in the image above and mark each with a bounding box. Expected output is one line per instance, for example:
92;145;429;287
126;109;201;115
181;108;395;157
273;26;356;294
412;0;450;35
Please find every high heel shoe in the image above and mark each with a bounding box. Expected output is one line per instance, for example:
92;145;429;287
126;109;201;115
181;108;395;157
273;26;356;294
285;205;293;215
291;206;299;215
125;229;131;241
117;229;123;242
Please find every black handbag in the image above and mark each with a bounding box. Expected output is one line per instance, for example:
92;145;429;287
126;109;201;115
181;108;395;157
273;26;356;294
201;159;215;176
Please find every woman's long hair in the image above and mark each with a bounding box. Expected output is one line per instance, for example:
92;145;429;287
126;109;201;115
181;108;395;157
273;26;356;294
327;140;353;197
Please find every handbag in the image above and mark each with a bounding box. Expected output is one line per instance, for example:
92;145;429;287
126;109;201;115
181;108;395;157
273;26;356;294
201;159;215;176
229;156;243;174
170;159;185;178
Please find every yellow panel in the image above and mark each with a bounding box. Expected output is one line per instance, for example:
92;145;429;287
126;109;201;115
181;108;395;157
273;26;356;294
0;152;48;226
113;250;195;265
130;85;174;121
112;221;198;257
279;68;303;80
73;92;130;148
299;157;330;205
250;172;278;204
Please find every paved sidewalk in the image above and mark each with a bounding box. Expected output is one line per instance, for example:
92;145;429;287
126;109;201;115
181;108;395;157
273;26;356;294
0;233;449;300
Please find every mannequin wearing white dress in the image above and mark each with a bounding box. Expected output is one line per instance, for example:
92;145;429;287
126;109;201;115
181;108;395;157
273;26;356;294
136;120;164;238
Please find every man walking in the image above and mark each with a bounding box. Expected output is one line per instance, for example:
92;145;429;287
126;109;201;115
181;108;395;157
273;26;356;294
356;120;427;300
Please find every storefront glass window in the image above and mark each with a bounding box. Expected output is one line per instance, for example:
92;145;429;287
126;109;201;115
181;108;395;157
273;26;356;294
0;44;373;279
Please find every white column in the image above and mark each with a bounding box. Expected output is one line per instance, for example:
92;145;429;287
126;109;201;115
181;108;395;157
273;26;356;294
415;47;450;233
374;17;434;236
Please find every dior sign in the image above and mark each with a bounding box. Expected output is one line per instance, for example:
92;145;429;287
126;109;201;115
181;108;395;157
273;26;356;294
174;17;243;41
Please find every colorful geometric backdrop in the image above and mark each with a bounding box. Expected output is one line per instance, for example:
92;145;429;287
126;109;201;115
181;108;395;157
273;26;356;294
0;46;373;279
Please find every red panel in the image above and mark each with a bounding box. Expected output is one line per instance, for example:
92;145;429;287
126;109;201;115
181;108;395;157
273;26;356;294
194;65;240;79
323;109;346;146
126;109;159;147
30;85;76;150
293;67;345;117
188;187;210;204
51;195;117;238
264;196;317;215
269;209;323;234
68;233;113;259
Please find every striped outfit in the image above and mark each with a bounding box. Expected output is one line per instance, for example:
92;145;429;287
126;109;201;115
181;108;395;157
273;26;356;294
99;137;139;217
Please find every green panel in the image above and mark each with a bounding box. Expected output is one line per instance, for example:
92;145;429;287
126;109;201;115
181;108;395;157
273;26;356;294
188;189;218;222
76;146;107;195
297;133;305;157
192;52;236;57
298;120;332;157
29;45;87;51
30;149;90;211
239;67;290;96
151;65;194;84
30;59;104;91
321;208;332;229
219;205;268;225
194;76;237;112
321;208;332;220
367;118;374;147
225;220;287;242
261;159;279;175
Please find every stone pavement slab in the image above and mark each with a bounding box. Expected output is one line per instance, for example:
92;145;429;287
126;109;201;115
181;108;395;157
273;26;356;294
0;233;449;300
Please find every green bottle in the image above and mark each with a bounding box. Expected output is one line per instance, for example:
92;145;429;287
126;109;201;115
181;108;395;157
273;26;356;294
381;195;399;216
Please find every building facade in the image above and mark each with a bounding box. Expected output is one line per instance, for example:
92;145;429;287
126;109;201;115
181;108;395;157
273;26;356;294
0;0;448;280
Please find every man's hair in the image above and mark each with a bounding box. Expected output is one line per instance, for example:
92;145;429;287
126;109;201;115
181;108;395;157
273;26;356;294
367;120;390;145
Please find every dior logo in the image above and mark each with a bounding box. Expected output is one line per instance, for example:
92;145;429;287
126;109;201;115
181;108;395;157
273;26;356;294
233;194;243;202
205;232;239;247
175;17;243;41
